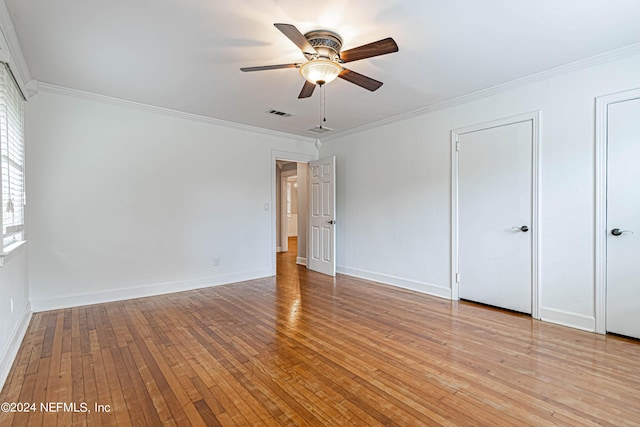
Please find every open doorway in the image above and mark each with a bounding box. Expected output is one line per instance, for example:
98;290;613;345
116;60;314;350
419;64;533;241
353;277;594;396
272;153;336;277
276;160;309;269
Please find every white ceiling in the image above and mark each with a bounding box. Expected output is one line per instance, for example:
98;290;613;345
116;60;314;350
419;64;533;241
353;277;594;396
6;0;640;139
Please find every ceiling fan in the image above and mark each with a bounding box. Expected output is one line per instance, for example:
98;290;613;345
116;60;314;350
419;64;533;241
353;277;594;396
240;23;398;99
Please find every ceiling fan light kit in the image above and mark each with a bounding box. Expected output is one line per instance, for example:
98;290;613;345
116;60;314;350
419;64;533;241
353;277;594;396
241;23;398;99
299;59;342;85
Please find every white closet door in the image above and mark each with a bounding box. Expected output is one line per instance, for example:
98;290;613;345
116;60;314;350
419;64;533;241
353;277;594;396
458;120;533;313
606;97;640;339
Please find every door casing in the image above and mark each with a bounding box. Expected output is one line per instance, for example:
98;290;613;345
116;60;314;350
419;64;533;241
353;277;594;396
451;111;541;319
271;150;317;275
280;168;297;253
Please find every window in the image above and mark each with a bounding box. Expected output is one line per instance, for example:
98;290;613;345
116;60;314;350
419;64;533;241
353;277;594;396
0;64;25;255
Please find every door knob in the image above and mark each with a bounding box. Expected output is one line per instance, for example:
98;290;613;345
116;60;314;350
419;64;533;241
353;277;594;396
326;220;336;225
512;225;529;232
611;228;633;236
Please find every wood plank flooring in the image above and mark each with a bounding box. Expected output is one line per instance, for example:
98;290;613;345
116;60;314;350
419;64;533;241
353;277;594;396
2;237;640;426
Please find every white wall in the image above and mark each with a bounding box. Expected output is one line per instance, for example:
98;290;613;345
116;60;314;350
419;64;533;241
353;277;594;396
26;90;316;310
320;53;640;331
288;179;298;236
0;247;30;390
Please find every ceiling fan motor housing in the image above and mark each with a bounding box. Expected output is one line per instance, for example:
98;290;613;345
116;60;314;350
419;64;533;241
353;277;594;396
303;30;343;61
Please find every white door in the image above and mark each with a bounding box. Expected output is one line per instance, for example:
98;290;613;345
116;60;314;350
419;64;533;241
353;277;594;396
308;156;336;276
458;120;533;313
606;97;640;339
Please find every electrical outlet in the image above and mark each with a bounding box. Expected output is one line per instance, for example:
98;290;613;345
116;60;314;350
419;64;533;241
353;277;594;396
212;257;220;267
10;297;14;314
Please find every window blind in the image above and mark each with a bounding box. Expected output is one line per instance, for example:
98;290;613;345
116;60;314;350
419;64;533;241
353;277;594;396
0;64;25;250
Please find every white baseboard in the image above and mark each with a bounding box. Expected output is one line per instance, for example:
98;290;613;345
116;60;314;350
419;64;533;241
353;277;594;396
336;268;598;334
539;307;595;332
296;257;307;266
30;270;273;312
0;303;32;392
337;265;451;299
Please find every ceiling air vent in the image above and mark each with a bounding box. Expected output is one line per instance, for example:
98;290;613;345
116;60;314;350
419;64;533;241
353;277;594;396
266;109;293;118
306;125;334;135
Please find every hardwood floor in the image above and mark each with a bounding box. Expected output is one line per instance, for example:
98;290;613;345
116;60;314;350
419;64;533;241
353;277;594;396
1;236;640;426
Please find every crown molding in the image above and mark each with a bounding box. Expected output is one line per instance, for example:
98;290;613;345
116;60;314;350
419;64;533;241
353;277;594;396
320;42;640;143
36;81;317;144
0;0;34;97
28;39;640;144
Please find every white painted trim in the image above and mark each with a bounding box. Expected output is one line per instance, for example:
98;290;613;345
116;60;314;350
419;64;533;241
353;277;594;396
451;111;541;319
271;150;318;275
0;302;32;392
531;113;542;321
276;246;282;252
27;41;640;144
594;88;640;334
320;42;640;143
296;257;307;266
280;177;288;253
30;270;271;312
539;307;595;332
0;1;34;97
280;169;297;253
451;131;459;300
0;240;26;267
337;266;451;300
37;82;316;143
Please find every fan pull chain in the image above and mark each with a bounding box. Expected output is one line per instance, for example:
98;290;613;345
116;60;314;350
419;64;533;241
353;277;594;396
323;84;327;125
319;83;324;129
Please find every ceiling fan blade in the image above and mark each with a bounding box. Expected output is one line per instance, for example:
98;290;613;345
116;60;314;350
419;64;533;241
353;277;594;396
298;81;316;99
338;68;383;91
340;37;399;63
274;23;317;54
240;63;300;72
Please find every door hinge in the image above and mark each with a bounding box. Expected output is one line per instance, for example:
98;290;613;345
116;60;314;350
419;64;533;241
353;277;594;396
455;139;460;152
456;273;460;283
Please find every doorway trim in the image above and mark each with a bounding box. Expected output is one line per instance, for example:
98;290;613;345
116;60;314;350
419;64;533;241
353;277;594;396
594;88;640;334
280;169;297;253
271;150;317;276
451;111;541;319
